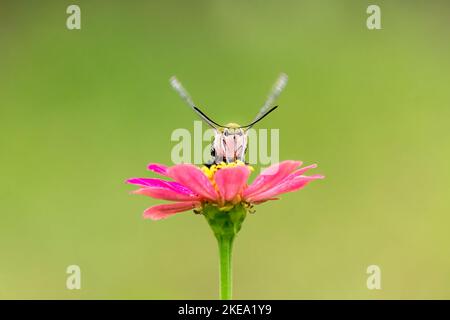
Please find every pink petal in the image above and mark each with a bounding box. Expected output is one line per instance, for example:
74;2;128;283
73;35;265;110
143;201;199;220
247;174;324;202
147;163;169;177
126;178;195;195
291;164;318;177
214;166;251;202
244;161;302;198
133;188;199;201
168;164;218;201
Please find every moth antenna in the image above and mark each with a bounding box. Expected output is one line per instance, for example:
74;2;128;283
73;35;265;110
170;76;226;129
192;106;228;128
240;106;278;129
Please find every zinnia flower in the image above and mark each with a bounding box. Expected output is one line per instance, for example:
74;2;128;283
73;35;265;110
126;160;324;220
127;160;323;300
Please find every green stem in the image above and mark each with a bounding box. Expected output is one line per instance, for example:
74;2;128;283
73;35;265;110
203;203;246;300
217;235;234;300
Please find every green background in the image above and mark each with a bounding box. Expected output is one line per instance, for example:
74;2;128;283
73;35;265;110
1;0;450;299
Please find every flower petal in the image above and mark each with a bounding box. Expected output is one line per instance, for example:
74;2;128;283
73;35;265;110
168;164;218;201
243;160;302;198
126;178;195;195
214;165;251;202
291;164;318;177
143;201;199;220
253;198;279;204
247;174;324;202
133;187;199;201
147;163;169;177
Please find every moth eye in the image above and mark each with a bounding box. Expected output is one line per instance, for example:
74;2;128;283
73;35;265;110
224;130;229;137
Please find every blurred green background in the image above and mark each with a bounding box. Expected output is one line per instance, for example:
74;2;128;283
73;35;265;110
1;0;450;299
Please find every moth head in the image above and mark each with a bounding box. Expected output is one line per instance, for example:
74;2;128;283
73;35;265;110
216;126;247;163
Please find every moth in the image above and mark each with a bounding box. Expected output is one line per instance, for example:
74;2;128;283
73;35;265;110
170;73;288;165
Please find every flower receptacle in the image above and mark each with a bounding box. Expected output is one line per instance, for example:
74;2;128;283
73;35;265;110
203;203;247;240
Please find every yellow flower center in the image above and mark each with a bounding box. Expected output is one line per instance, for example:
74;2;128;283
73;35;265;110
200;161;254;210
201;160;253;183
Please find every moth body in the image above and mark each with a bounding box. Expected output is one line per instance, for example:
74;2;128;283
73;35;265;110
170;74;288;165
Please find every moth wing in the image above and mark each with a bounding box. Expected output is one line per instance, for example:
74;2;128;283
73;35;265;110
252;73;288;123
170;76;220;129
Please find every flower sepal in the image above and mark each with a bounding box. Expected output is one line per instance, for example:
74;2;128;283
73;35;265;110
203;204;247;239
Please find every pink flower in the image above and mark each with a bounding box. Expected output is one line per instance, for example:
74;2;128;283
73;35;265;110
126;161;324;220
